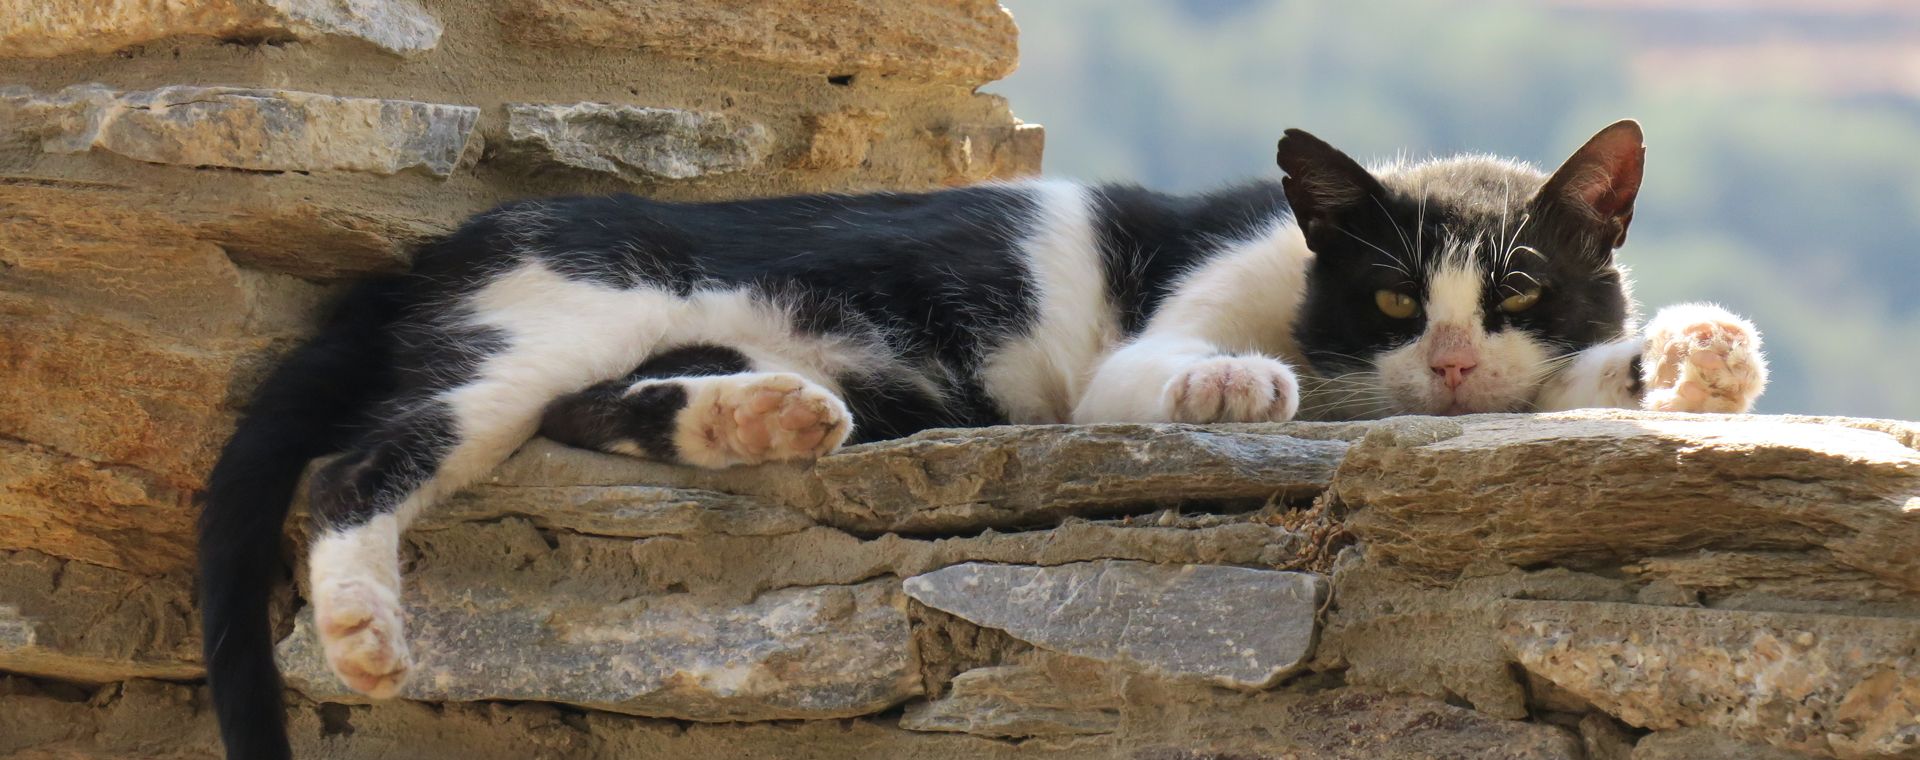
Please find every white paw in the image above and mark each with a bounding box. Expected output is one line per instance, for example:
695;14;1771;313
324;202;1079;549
679;373;852;467
1164;355;1299;423
314;578;412;698
1640;303;1767;414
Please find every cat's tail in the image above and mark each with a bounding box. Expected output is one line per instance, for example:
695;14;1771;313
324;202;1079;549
199;275;410;760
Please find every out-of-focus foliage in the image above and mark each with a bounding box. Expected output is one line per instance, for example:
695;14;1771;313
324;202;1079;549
993;0;1920;419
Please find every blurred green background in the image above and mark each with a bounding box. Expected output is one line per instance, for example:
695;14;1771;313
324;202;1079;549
991;0;1920;419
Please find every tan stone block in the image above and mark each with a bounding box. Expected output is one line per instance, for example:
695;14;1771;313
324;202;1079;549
0;441;195;575
0;293;259;485
501;0;1019;86
800;108;890;170
0;0;441;58
1502;600;1920;758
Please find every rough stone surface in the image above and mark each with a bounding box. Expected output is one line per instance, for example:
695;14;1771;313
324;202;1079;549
815;423;1356;532
3;85;479;176
0;440;197;575
506;102;772;182
1502;600;1920;758
904;561;1327;688
1338;412;1920;592
0;550;199;683
1631;728;1825;760
279;578;919;721
501;0;1019;86
0;0;443;58
899;651;1122;737
801;108;890;170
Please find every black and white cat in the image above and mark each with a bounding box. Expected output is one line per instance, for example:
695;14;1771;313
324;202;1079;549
199;119;1765;758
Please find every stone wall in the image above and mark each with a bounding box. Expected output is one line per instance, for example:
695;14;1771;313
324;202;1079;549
4;4;1920;760
0;0;1032;620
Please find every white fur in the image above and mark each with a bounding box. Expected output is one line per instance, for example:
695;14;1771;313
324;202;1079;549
1365;250;1553;417
1073;220;1311;423
980;180;1120;423
310;261;875;696
1535;338;1643;411
1541;302;1767;413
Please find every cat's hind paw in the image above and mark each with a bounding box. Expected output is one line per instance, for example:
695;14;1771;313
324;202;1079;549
1165;355;1300;423
314;578;412;698
676;372;852;467
1639;303;1767;414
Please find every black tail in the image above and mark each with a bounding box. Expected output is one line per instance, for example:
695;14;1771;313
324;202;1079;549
198;276;409;760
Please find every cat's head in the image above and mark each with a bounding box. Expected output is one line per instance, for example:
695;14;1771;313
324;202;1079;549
1280;120;1642;418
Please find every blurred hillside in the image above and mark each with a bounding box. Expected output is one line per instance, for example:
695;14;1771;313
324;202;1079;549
992;0;1920;419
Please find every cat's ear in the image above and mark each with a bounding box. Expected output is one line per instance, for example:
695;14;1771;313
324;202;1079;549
1277;129;1387;244
1537;119;1644;248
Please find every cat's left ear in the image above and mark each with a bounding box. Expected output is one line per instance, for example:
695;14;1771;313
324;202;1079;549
1536;119;1645;249
1277;129;1388;247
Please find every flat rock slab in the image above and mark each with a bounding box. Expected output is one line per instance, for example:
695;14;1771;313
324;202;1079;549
815;423;1355;533
904;560;1327;688
1338;411;1920;590
278;578;918;721
1501;600;1920;758
507;102;771;182
0;550;200;682
427;484;815;538
0;0;442;58
2;85;478;177
500;0;1018;86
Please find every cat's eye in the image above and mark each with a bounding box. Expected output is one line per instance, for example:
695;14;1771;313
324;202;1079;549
1500;288;1542;313
1374;290;1420;319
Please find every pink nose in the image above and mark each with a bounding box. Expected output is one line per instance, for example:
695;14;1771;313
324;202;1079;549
1431;359;1477;389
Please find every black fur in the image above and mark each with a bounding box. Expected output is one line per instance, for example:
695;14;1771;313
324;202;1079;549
201;129;1642;758
198;277;408;760
538;344;752;461
1091;183;1291;333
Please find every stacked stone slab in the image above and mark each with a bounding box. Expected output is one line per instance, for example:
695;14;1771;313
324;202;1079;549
5;4;1920;760
0;0;1035;669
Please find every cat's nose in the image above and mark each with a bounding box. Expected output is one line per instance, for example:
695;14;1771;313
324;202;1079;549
1430;358;1477;389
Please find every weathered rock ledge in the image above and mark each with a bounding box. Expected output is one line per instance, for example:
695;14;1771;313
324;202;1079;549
5;410;1917;759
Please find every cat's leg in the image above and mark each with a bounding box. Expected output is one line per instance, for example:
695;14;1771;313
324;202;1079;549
1072;333;1300;424
1536;303;1767;413
540;344;853;468
303;371;564;697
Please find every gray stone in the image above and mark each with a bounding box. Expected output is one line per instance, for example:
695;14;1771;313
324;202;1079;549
3;85;478;177
815;423;1354;533
0;0;442;58
278;578;919;721
1501;600;1920;758
506;102;772;182
904;561;1327;688
429;484;816;538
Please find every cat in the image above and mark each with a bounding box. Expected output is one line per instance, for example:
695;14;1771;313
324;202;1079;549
198;119;1765;758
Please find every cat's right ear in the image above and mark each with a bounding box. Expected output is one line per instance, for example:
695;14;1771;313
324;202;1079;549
1536;119;1645;249
1277;129;1388;246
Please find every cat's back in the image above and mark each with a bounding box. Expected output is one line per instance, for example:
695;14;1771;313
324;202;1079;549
413;184;1051;290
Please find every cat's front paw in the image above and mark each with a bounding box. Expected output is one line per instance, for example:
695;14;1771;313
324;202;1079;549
1640;303;1767;414
314;578;412;698
1165;355;1299;423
